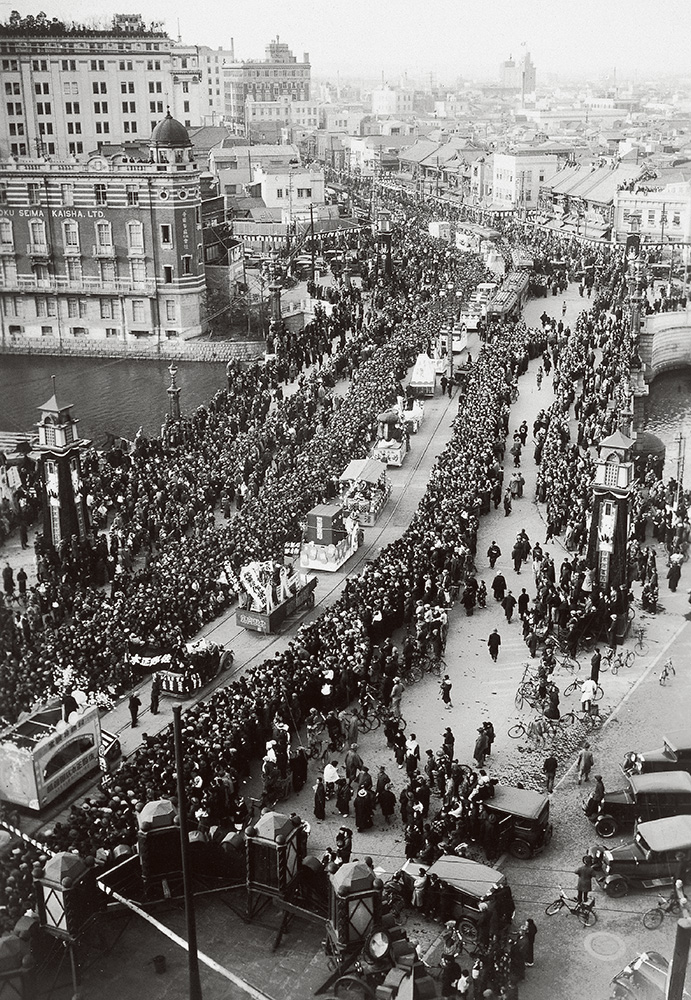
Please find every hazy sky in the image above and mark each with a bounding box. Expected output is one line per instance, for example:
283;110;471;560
4;0;691;82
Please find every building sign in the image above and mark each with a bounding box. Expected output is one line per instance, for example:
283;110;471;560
181;209;190;250
0;209;105;219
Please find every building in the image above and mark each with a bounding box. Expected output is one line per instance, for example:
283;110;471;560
499;51;536;97
208;141;300;196
0;113;208;346
251;163;325;222
491;148;562;210
0;12;205;158
371;87;414;117
348;136;411;177
223;37;310;126
199;44;235;125
613;170;691;257
244;95;320;143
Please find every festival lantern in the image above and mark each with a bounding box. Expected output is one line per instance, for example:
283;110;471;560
136;799;182;899
245;812;307;917
33;853;103;940
326;860;382;952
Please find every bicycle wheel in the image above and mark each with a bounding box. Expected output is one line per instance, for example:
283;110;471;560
560;656;580;674
627;606;636;621
508;723;526;740
514;690;525;711
564;681;577;697
610;659;620;676
544;899;564;916
359;716;374;734
642;907;664;930
624;651;636;668
560;712;576;726
635;641;649;657
579;906;597;927
595;684;604;702
367;714;382;732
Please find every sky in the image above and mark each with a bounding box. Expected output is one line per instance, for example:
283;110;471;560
3;0;691;83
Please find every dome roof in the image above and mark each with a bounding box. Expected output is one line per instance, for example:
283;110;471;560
151;111;192;148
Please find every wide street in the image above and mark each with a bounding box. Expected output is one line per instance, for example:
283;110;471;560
7;281;691;1000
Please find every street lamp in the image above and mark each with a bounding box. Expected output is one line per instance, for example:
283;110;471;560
376;208;393;277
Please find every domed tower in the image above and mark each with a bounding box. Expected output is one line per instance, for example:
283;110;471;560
149;109;194;165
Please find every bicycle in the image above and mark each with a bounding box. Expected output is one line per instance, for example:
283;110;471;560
606;650;635;675
564;678;604;700
642;892;682;929
544;885;597;927
659;658;676;686
632;625;649;657
508;712;575;741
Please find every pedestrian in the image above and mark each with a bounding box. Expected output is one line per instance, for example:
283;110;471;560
511;541;523;573
487;541;501;568
412;867;428;909
576;742;594;784
440;953;462;999
354;787;374;831
474;727;489;767
503;489;512;516
149;673;161;715
502;590;517;623
667;561;682;592
590;648;601;684
580;677;597;714
482;721;495;756
379;781;396;824
314;777;326;820
16;566;27;596
128;691;141;728
440;674;453;709
487;628;501;661
345;743;363;783
2;563;14;595
523;917;537;965
574;857;594;904
517;588;530;620
584;775;605;818
19;522;28;549
491;573;507;601
390;676;404;718
543;753;558;793
336;778;352;816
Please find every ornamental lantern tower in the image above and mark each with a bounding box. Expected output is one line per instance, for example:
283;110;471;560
586;429;635;596
326;860;382;957
35;377;91;549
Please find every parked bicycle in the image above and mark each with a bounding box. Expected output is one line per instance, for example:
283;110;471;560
632;625;649;656
563;678;604;700
659;658;676;686
544;885;597;926
606;649;635;675
642;891;682;929
508;712;576;741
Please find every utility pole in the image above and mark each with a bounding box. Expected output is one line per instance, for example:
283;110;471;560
173;705;203;1000
309;202;315;285
666;915;691;1000
675;433;686;511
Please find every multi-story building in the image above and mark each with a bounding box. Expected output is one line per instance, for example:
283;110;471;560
199;44;235;125
0;12;204;158
492;148;562;210
371;87;414;117
252;163;325;222
0;113;208;345
499;51;536;96
244;95;320;136
613;172;691;256
208;141;300;196
222;37;310;126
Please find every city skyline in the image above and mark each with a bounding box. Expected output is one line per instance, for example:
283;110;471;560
2;0;690;84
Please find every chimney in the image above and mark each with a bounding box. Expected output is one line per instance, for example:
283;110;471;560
303;52;309;64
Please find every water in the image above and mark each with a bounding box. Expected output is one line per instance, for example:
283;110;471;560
0;355;228;445
645;369;691;488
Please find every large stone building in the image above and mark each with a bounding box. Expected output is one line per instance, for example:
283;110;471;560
199;44;236;125
0;12;204;158
222;37;311;126
0;113;208;345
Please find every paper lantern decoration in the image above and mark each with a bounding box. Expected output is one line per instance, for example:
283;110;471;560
326;861;382;951
34;852;104;940
245;812;308;913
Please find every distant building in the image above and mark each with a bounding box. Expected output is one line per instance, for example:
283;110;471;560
199;45;236;124
223;37;311;126
371;87;414;117
492;148;561;210
0;12;205;157
0;113;209;346
252;163;325;222
244;95;320;143
208;141;300;196
499;51;536;97
613;171;691;254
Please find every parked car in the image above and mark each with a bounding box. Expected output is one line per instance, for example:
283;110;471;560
592;771;691;838
623;730;691;776
401;855;512;942
593;814;691;897
483;784;552;859
609;951;691;1000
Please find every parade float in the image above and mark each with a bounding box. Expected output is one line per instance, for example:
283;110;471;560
408;354;437;398
235;558;317;633
128;634;230;698
338;457;391;528
371;405;408;467
300;502;362;572
0;701;120;811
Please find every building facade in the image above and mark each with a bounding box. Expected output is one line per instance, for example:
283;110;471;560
0;113;207;345
0;13;205;158
208;142;300;195
371;87;414;117
492;149;561;210
223;38;311;126
199;44;236;125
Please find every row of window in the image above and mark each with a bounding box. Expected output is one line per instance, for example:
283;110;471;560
3;296;174;323
1;217;191;256
275;188;313;199
0;182;201;211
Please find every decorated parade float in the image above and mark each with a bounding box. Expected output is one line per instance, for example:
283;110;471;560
300;502;362;572
370;406;408;468
235;558;317;633
338;458;391;528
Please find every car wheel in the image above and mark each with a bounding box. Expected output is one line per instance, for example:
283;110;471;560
510;839;531;859
595;815;617;838
605;877;628;898
459;917;477;942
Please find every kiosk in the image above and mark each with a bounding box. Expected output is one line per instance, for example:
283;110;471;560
339;458;391;527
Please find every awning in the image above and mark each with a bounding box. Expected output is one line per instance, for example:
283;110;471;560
339;458;387;483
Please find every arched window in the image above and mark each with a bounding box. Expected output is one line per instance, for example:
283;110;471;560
126;220;144;250
29;218;46;246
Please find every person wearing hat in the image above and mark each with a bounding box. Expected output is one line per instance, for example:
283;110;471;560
128;691;141;728
345;744;363;784
354;786;373;832
487;628;501;661
474;728;489;767
390;676;404;718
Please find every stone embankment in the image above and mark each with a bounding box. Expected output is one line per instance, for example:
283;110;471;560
0;334;263;363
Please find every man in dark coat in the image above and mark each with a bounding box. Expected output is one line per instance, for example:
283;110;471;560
492;573;507;601
128;692;141;728
487;541;501;568
354;787;373;832
487;629;501;661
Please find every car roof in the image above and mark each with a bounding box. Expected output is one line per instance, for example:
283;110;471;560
637;814;691;851
664;730;691;753
426;855;506;898
629;771;691;795
485;784;549;820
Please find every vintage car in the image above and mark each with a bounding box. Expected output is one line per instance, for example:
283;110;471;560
593;771;691;838
594;814;691;897
623;730;691;776
483;784;552;859
609;951;691;1000
401;855;512;942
